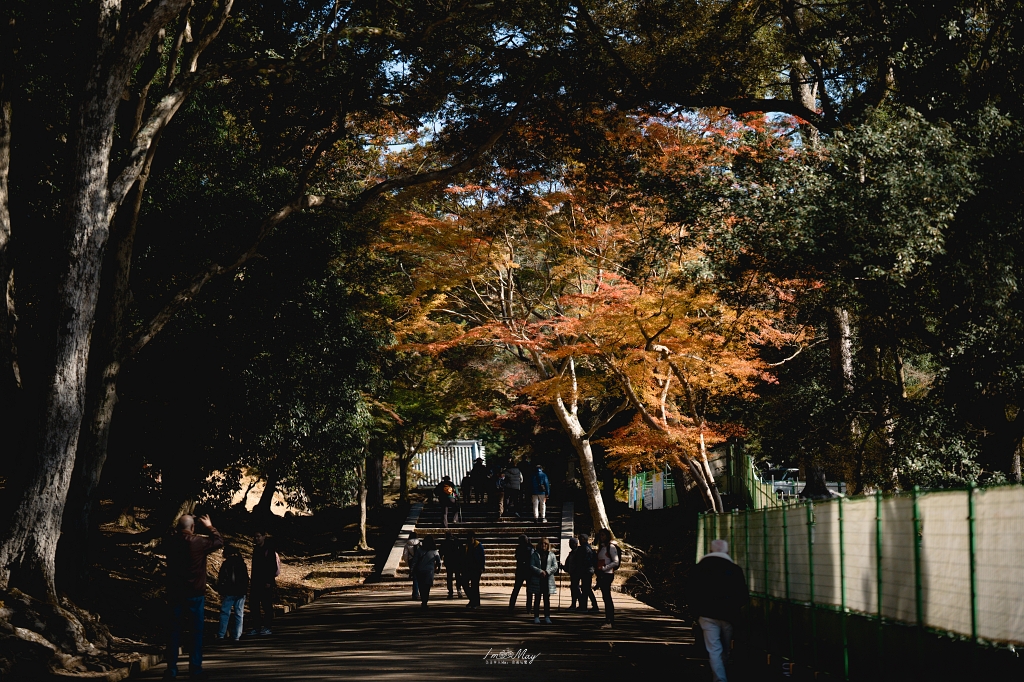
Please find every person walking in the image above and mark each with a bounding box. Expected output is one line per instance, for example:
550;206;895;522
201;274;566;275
462;529;485;608
595;528;621;629
503;462;523;516
531;464;550;523
215;545;249;642
434;476;459;529
412;536;442;609
471;457;490;503
688;539;749;682
402;531;422;601
247;529;280;636
576;533;599;612
495;470;507;518
460;471;473;508
508;533;534;612
439;531;464;599
529;537;558;624
164;513;223;680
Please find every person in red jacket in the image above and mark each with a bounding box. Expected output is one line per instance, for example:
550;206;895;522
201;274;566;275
164;513;223;680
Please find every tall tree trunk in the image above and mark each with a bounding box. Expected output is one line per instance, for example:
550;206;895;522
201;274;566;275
60;151;155;587
355;455;371;551
552;396;612;535
0;14;19;408
804;305;856;497
0;0;190;598
254;471;279;516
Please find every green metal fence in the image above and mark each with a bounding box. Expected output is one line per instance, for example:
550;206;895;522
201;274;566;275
717;445;780;509
696;485;1024;679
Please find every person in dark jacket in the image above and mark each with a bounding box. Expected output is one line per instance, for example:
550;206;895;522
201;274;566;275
470;457;490;503
564;537;581;609
508;533;534;612
247;529;280;636
439;531;464;599
531;464;550;522
434;475;459;529
165;513;223;680
503;462;523;516
688;539;749;682
576;533;599;612
462;529;485;608
216;545;249;642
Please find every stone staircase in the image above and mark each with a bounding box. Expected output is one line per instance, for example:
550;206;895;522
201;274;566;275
391;501;564;586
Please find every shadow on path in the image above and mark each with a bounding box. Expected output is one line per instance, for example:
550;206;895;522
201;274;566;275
140;586;698;680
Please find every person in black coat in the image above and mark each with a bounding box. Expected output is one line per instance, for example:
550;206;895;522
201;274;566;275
439;531;464;599
688;539;749;682
576;533;599;611
508;533;534;612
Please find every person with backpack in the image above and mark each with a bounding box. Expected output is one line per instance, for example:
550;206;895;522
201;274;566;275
462;529;485;608
595;528;621;628
434;475;459;529
412;536;442;609
495;471;507;518
529;537;559;624
576;533;599;612
508;533;534;612
439;531;464;599
531;464;550;523
402;531;422;601
215;545;249;642
688;539;749;682
246;529;280;636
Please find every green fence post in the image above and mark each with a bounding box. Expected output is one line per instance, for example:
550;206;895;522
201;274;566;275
807;501;817;670
744;507;751;584
731;509;737;560
763;506;770;652
912;486;924;672
839;496;849;681
967;485;978;642
876;490;884;660
783;499;793;661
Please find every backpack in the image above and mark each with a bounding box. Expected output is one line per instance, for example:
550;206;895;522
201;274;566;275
440;482;457;504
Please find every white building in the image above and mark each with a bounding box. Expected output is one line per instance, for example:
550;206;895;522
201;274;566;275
413;440;486;487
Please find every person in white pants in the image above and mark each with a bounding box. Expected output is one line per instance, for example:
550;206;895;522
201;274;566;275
530;464;550;522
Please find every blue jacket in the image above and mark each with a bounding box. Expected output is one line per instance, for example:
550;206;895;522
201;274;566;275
531;470;550;496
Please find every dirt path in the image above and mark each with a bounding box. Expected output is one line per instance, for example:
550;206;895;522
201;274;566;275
138;585;699;680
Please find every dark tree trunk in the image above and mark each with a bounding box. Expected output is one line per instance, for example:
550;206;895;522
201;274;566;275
254;472;279;516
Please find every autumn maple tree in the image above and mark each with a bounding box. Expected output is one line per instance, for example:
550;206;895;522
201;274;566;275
388;113;809;521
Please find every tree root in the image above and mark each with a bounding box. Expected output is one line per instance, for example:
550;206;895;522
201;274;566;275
0;588;143;678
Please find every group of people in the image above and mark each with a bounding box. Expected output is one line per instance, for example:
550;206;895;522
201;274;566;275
433;460;552;524
509;528;620;627
403;528;486;608
162;514;281;680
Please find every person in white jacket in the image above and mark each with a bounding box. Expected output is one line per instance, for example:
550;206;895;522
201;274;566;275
595;528;621;629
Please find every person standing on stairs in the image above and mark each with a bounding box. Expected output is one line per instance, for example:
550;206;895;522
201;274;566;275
434;475;459;529
531;464;550;523
439;531;464;599
529;537;558;624
564;537;581;610
508;533;535;612
462;529;486;608
412;536;442;609
595;528;621;629
503;461;523;517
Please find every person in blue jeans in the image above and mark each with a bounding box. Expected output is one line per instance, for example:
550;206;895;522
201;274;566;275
215;545;249;642
164;513;223;680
